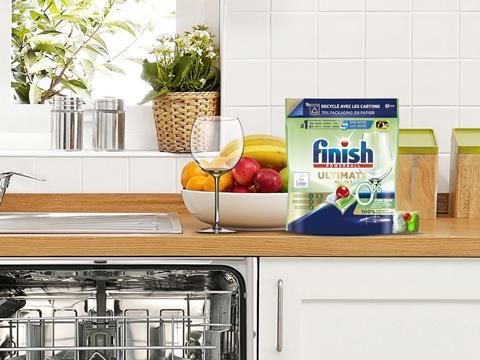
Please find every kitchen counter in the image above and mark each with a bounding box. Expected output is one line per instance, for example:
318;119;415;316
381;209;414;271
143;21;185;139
0;194;479;257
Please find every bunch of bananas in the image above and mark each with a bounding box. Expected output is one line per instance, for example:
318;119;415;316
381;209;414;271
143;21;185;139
221;134;287;170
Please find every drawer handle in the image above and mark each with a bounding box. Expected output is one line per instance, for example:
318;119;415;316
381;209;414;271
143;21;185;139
276;279;283;352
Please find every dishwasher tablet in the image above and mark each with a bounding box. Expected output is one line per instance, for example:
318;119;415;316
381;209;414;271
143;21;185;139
285;98;408;235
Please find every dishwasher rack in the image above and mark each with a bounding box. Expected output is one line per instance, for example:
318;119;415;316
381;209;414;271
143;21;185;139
0;295;236;360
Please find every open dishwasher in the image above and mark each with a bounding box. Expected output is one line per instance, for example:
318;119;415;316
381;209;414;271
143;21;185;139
0;258;255;360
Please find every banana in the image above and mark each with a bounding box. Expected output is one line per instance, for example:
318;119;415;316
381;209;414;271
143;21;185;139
227;144;287;169
243;134;286;145
221;134;285;157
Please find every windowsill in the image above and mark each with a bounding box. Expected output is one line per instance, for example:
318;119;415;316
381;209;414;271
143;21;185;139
0;150;192;157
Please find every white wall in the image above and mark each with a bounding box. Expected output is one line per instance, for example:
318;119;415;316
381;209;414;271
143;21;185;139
2;0;480;193
221;0;480;193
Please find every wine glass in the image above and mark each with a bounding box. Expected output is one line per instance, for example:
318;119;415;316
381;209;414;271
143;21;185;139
190;116;244;234
355;132;394;223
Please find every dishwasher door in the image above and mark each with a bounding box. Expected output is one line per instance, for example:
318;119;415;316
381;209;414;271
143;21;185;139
0;258;257;360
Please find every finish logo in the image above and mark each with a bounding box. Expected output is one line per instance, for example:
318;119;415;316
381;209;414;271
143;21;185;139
312;138;374;168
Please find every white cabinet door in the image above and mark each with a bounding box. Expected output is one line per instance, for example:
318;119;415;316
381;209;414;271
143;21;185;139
259;258;480;360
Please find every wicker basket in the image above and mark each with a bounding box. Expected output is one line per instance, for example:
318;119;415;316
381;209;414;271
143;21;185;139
152;91;220;153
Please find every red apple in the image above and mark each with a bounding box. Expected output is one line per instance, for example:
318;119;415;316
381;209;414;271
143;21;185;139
255;168;282;193
232;185;250;193
232;157;261;186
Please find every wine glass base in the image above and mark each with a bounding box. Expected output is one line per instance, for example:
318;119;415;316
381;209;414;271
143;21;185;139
197;227;236;234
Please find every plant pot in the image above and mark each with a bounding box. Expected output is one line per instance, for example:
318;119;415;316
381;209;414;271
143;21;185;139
152;91;220;153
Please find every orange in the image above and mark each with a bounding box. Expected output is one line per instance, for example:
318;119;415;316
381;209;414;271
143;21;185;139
186;176;207;191
181;161;207;188
204;172;234;192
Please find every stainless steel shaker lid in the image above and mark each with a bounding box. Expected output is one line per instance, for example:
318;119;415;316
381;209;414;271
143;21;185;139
94;97;124;111
51;96;84;110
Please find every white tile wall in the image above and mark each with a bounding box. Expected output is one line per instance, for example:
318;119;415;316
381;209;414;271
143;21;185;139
0;155;193;194
223;107;271;134
412;107;459;153
365;60;411;104
412;14;458;58
221;0;480;193
318;60;364;97
271;13;317;58
460;14;480;58
399;106;413;128
319;0;364;11
366;13;410;58
271;106;286;137
460;107;480;127
318;13;364;58
129;158;176;193
412;61;458;105
366;0;410;11
223;61;269;106
460;61;480;105
413;0;458;11
461;0;480;10
82;158;129;193
271;60;318;105
35;157;82;193
224;12;269;59
273;0;317;11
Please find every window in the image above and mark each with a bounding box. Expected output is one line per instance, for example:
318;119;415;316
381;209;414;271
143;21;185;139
10;0;176;105
0;0;219;150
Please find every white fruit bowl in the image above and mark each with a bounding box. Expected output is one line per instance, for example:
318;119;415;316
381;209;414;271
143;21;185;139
181;190;288;231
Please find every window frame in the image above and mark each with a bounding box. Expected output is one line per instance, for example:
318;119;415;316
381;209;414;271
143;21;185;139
0;0;220;144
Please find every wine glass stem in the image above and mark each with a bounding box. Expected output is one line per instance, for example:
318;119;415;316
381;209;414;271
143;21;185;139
213;174;221;232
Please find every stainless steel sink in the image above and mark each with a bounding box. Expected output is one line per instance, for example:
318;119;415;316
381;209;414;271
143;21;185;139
0;212;182;234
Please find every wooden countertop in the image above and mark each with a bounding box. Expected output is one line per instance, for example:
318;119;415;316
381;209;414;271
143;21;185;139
0;194;479;257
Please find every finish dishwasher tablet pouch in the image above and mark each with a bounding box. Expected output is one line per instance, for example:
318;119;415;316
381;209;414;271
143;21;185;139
286;98;403;235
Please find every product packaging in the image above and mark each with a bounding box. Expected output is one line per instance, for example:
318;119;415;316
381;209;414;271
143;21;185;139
285;98;417;235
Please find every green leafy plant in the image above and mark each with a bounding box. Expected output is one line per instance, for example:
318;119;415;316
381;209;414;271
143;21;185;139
11;0;143;104
139;25;220;104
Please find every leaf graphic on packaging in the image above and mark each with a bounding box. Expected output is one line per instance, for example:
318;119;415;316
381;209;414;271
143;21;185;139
335;195;356;215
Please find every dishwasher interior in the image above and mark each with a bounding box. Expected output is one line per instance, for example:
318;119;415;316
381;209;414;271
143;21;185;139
0;266;245;360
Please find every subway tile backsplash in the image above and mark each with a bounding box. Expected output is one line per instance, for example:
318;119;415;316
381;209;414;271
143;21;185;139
366;13;410;58
35;157;82;193
0;155;189;194
221;0;480;193
271;13;318;58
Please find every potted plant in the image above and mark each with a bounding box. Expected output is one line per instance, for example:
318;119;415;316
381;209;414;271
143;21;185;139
140;25;220;153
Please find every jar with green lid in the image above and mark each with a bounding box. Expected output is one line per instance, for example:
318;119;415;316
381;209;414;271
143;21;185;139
397;129;438;219
449;128;480;218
